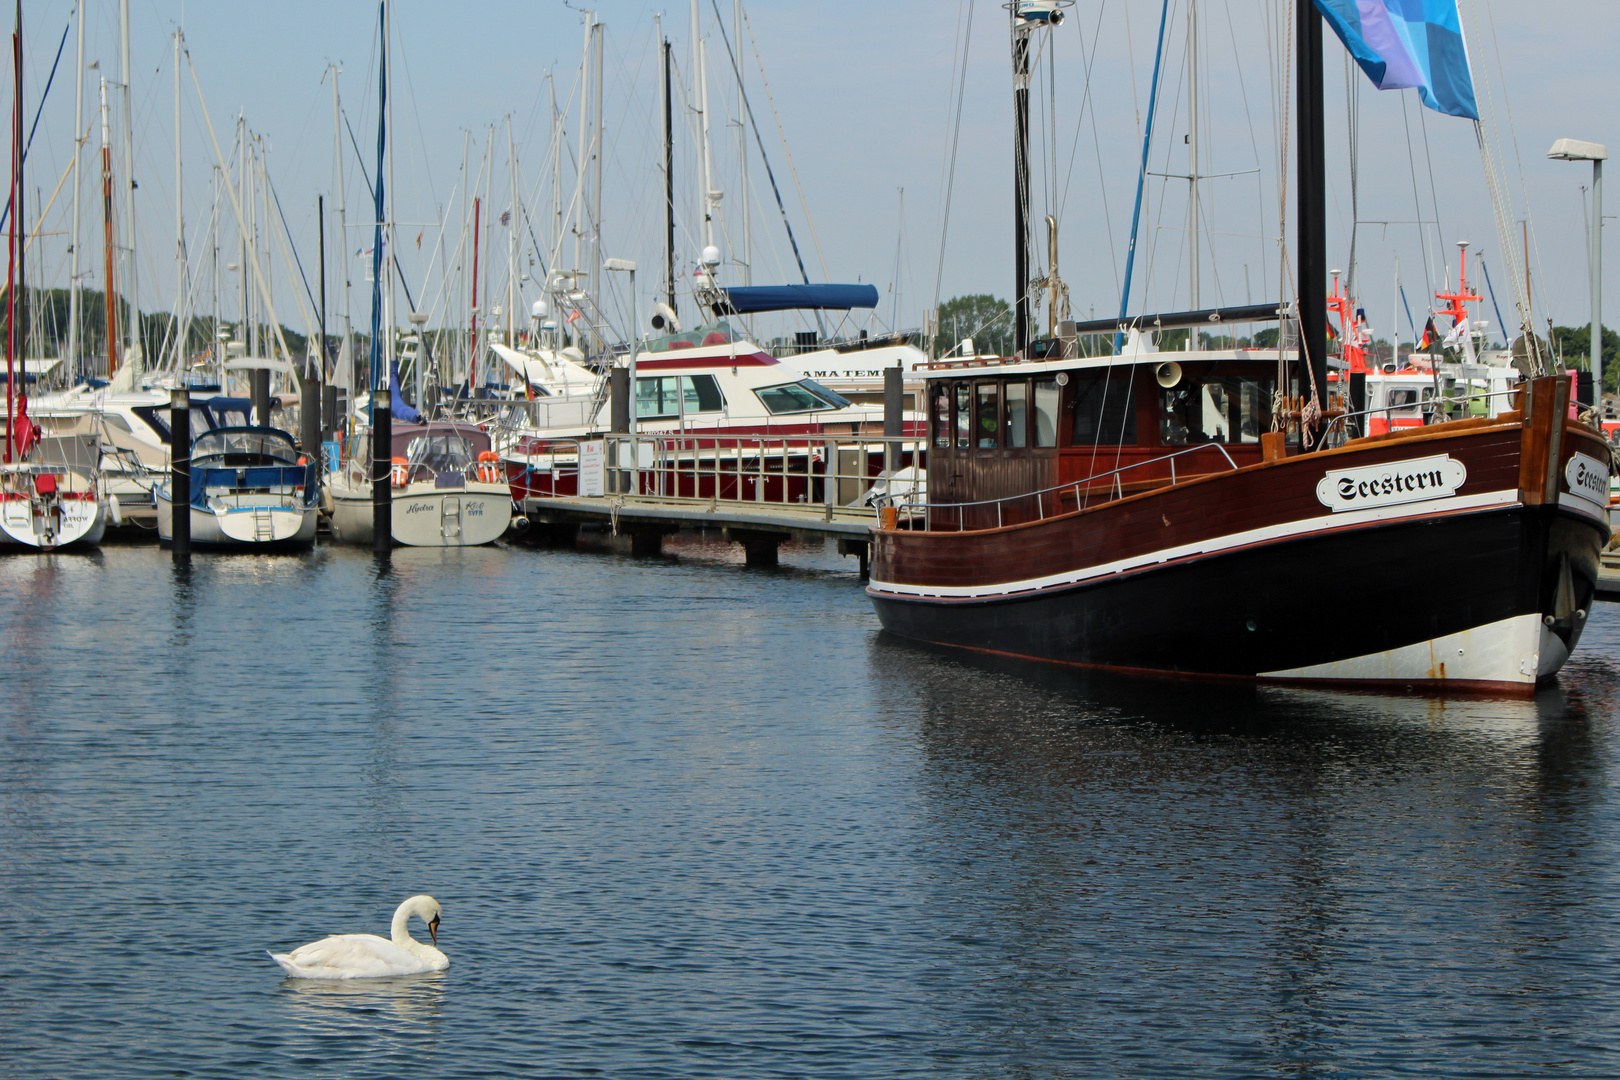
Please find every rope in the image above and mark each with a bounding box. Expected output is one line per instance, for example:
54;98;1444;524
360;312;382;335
930;0;975;319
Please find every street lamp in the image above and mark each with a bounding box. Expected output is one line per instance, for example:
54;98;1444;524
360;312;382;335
1549;137;1607;407
603;257;638;435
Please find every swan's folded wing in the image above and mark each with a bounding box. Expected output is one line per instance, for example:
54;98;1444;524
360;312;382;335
277;934;424;979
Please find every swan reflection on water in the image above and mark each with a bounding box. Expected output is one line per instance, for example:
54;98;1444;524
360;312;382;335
279;970;449;1030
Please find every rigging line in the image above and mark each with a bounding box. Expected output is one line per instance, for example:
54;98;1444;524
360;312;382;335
737;4;825;281
1477;256;1508;345
1216;0;1269;300
1415;101;1445;286
1399;93;1433;298
932;0;975;313
341;107;418;317
1055;5;1111;264
0;12;71;233
268;178;319;330
1116;0;1171;350
930;0;970;305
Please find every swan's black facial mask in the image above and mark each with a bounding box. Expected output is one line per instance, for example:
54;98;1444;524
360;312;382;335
429;915;440;946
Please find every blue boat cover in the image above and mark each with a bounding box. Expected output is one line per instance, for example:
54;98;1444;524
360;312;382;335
389;360;421;423
717;284;880;314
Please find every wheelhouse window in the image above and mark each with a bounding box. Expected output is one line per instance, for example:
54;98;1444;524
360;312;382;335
638;374;727;419
1004;382;1028;448
190;429;299;466
932;386;952;448
1162;376;1275;444
975;383;999;448
1033;378;1060;447
954;384;971;448
1071;369;1137;444
752;378;846;415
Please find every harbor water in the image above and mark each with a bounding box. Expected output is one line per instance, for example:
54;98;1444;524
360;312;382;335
4;534;1620;1078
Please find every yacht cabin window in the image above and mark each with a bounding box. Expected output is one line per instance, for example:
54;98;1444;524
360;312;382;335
1004;382;1028;448
975;384;999;448
1070;370;1137;444
752;379;847;415
1033;379;1060;447
637;374;726;419
406;435;475;474
1161;376;1275;444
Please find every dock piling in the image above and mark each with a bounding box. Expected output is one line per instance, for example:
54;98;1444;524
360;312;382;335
169;387;190;559
372;399;391;553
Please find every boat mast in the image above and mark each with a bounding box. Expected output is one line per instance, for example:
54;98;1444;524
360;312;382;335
734;0;749;286
99;75;116;377
589;20;603;354
1012;8;1031;356
1187;0;1199;311
507;114;517;349
119;0;137;367
662;32;676;318
172;28;185;372
67;0;83;374
6;1;17;463
1297;0;1327;439
328;63;351;388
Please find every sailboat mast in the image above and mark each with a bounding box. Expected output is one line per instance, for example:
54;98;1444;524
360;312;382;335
99;75;116;376
329;64;351;387
662;34;676;317
67;0;83;372
1297;0;1327;433
735;0;749;285
1187;0;1199;310
507;115;517;348
119;0;136;364
1012;12;1031;356
6;2;16;463
173;29;185;371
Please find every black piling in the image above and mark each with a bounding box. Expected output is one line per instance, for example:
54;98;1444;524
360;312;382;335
883;365;903;474
169;387;191;559
301;366;321;461
372;399;391;553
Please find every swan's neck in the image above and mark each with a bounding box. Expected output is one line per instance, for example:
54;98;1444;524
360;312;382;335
390;903;432;956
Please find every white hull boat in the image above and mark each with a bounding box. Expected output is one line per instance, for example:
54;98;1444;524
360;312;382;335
327;420;512;547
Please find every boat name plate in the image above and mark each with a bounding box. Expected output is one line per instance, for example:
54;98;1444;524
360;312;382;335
1315;454;1466;513
1563;452;1610;509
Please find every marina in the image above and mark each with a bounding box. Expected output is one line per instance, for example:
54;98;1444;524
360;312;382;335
3;0;1620;1075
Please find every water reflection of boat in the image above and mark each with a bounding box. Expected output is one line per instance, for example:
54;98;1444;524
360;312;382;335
155;427;319;550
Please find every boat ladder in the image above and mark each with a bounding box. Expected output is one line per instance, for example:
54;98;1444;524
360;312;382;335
252;506;275;542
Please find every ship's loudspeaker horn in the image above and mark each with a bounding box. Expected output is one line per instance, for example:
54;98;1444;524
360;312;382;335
651;302;681;333
1155;361;1183;388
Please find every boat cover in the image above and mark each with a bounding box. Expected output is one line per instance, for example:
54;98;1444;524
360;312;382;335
715;284;880;315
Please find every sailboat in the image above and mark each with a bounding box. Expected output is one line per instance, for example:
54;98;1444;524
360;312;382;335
865;0;1611;695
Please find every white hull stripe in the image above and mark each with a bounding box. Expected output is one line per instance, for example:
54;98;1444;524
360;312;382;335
870;489;1521;600
1558;490;1611;527
1258;613;1559;686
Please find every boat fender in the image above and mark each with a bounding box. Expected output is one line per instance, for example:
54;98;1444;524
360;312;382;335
391;456;409;487
108;494;122;527
510;515;531;533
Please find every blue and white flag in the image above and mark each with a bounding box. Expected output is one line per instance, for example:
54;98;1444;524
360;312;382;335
1314;0;1478;120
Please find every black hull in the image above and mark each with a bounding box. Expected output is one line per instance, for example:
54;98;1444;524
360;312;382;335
870;505;1605;691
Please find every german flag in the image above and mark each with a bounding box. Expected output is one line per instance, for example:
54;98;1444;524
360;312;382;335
1326;320;1339;341
1417;317;1439;351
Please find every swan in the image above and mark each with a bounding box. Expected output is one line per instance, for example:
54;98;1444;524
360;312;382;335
268;895;449;979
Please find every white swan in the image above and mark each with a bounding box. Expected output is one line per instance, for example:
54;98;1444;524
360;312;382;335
268;895;449;979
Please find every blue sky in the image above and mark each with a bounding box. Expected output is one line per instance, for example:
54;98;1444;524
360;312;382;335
13;0;1617;351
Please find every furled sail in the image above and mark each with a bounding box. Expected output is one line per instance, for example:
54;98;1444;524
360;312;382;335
1313;0;1478;120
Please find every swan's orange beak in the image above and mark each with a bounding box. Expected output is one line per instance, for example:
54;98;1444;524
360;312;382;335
429;915;440;947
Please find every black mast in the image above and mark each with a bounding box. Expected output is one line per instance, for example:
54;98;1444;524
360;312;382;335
663;36;676;318
1012;17;1031;357
1297;0;1327;441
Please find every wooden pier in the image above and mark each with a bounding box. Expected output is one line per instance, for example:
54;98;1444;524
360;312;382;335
519;493;882;570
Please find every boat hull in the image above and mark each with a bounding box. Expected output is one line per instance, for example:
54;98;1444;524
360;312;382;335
870;384;1611;695
155;492;318;551
871;503;1600;694
328;481;513;547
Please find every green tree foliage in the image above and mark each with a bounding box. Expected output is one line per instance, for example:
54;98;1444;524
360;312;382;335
936;294;1013;358
1551;324;1619;394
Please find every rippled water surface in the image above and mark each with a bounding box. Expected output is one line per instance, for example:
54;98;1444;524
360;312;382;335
4;534;1620;1078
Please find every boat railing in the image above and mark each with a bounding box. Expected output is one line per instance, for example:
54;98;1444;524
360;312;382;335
882;442;1239;532
524;433;922;522
1322;383;1526;442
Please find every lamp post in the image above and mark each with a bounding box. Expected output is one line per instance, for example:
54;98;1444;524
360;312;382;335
604;258;637;435
1549;138;1607;405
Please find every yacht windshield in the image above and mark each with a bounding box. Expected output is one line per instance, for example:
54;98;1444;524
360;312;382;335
407;434;475;473
190;429;300;466
753;379;850;415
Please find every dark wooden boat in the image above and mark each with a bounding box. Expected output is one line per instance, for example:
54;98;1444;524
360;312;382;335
866;2;1612;695
869;360;1609;694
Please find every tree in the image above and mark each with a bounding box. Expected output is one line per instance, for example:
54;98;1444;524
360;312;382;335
935;294;1013;358
1550;324;1619;394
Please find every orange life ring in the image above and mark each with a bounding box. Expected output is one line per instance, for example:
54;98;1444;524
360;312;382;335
390;456;409;487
